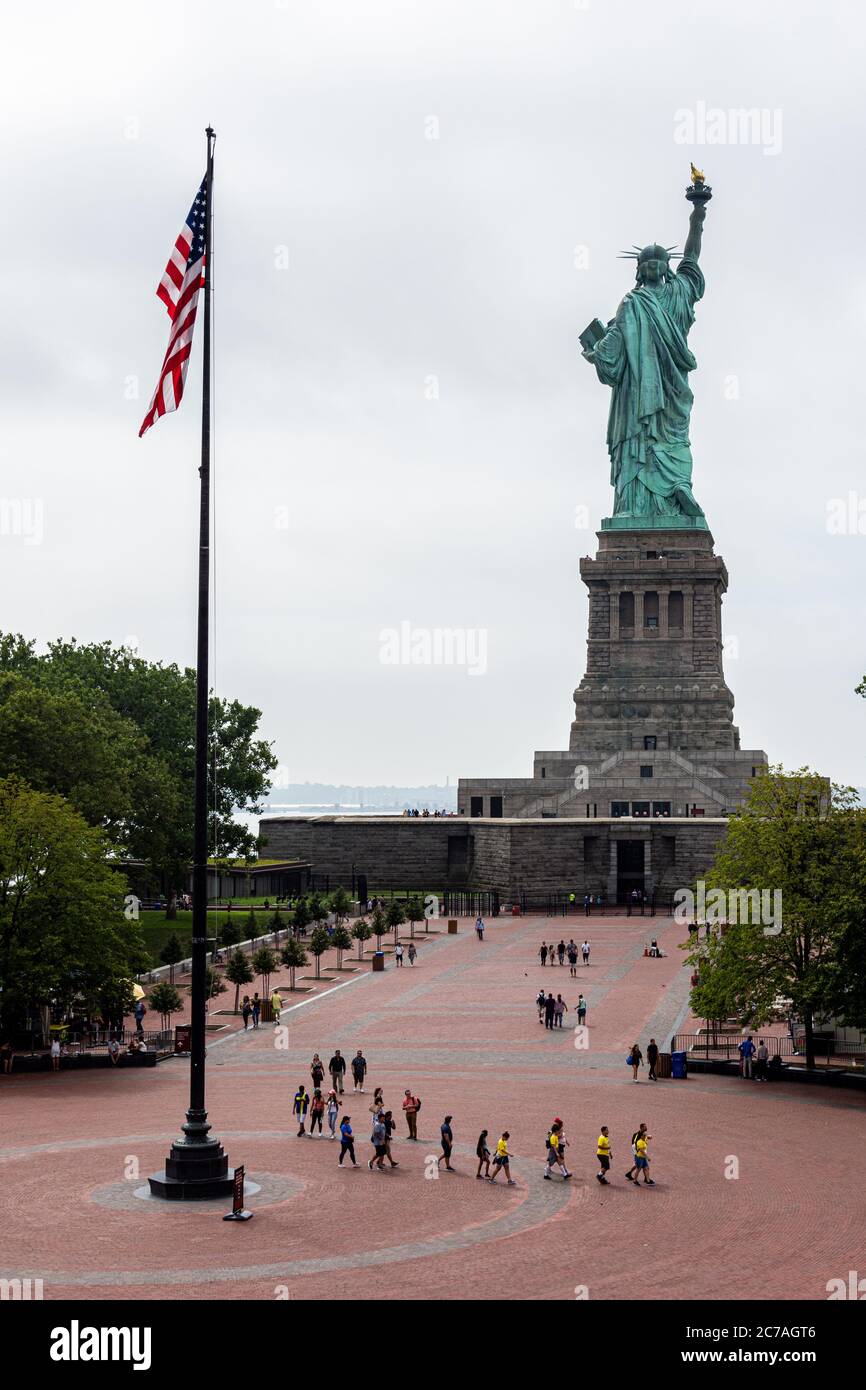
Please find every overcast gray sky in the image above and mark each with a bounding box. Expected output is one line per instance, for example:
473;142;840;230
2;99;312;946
1;0;864;790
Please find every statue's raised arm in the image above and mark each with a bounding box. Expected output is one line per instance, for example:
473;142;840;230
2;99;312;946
682;162;712;262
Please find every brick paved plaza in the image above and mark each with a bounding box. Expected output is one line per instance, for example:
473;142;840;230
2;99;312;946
2;913;864;1302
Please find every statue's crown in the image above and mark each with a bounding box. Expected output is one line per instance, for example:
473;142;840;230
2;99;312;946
618;243;681;264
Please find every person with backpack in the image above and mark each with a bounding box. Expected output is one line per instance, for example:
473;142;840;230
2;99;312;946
628;1043;643;1082
293;1084;311;1136
633;1129;654;1186
251;993;261;1029
395;943;404;966
326;1089;341;1139
368;1112;388;1170
646;1038;659;1081
596;1126;612;1184
338;1114;357;1166
567;941;578;977
402;1089;420;1140
536;989;547;1024
309;1088;325;1136
543;1121;571;1181
625;1124;650;1182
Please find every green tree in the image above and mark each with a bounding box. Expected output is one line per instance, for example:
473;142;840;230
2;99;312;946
331;923;352;970
268;908;284;944
406;896;423;940
159;933;185;984
225;948;254;1013
220;919;240;948
308;925;330;979
205;966;226;1000
148;981;184;1030
351;918;372;961
244;910;258;947
686;768;866;1069
0;777;148;1025
252;945;278;995
386;898;405;946
370;908;388;951
291;898;310;937
330;886;351;925
280;937;308;991
306;892;324;928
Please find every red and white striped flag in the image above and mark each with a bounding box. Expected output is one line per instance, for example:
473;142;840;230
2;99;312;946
139;177;207;437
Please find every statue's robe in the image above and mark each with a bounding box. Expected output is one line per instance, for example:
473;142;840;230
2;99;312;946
592;258;704;517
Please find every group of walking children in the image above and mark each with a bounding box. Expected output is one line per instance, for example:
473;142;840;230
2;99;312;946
596;1123;655;1186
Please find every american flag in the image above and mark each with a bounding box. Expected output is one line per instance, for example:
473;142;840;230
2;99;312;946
139;177;207;437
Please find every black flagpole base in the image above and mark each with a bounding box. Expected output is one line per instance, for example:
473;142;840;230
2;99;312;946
223;1209;254;1221
148;1111;235;1200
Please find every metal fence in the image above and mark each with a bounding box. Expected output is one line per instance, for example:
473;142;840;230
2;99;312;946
673;1032;865;1068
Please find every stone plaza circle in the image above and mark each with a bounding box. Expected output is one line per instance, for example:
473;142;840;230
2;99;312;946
265;524;768;902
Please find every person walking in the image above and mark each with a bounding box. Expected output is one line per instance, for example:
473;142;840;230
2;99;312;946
544;992;556;1030
326;1088;341;1138
329;1049;347;1094
476;1130;491;1179
567;940;578;977
536;989;547;1024
581;940;590;966
382;1110;399;1167
241;996;252;1030
407;942;417;965
438;1115;455;1172
755;1039;769;1081
368;1112;388;1170
583;894;591;917
738;1034;756;1079
633;1129;654;1186
596;1126;612;1184
557;940;566;967
629;1043;643;1082
576;994;587;1027
488;1132;516;1186
475;916;485;941
50;1037;61;1072
554;995;568;1029
338;1115;357;1166
351;1050;367;1092
395;943;404;967
251;993;261;1029
539;942;548;967
625;1124;650;1182
646;1038;659;1082
293;1084;310;1136
369;1086;384;1118
402;1089;420;1140
270;989;283;1028
310;1053;325;1091
543;1122;571;1181
309;1088;325;1136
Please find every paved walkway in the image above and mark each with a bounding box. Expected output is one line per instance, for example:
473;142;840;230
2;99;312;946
2;913;864;1300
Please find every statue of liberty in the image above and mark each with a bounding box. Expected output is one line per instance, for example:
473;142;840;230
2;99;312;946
581;166;712;526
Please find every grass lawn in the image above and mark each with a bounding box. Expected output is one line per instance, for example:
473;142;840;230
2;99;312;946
138;909;294;967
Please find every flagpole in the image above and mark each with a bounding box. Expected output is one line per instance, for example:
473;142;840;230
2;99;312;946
150;125;234;1199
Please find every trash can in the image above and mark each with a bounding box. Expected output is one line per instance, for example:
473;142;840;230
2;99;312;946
670;1050;688;1079
372;953;385;972
511;904;521;916
656;1052;672;1079
448;920;458;935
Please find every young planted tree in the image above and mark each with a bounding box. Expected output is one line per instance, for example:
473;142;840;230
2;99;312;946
370;908;388;952
308;925;330;980
406;896;423;941
386;899;405;947
148;982;184;1031
159;932;185;983
291;897;310;938
352;918;372;961
225;948;254;1014
331;924;352;971
306;893;324;929
204;966;227;1000
280;936;308;991
245;909;258;948
268;908;284;945
252;945;279;996
686;769;866;1070
330;885;351;926
220;919;240;949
